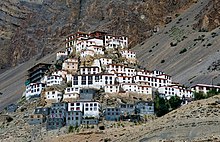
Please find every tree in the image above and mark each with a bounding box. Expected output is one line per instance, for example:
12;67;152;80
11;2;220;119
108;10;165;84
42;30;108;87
68;126;74;133
207;89;219;98
154;93;169;117
169;95;182;110
193;92;206;100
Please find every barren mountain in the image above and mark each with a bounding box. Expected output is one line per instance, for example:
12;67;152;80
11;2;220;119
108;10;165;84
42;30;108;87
0;0;196;70
134;0;220;86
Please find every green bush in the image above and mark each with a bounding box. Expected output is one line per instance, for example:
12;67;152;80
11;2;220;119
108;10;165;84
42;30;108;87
193;92;206;100
179;48;187;54
68;126;74;133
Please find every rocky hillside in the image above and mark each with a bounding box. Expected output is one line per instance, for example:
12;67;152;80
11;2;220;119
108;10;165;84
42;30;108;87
0;0;197;71
134;0;220;86
44;94;220;142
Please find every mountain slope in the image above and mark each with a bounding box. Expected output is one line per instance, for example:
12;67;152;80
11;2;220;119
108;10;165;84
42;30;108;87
133;0;220;86
47;95;220;142
0;0;196;70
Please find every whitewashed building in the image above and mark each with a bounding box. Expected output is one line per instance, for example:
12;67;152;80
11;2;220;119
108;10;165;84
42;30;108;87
68;102;84;112
83;101;101;118
80;66;101;75
45;90;63;103
80;50;95;58
104;35;128;49
25;83;45;100
72;73;116;90
46;75;63;86
105;84;120;93
191;84;220;94
158;86;193;99
63;87;79;102
120;49;136;61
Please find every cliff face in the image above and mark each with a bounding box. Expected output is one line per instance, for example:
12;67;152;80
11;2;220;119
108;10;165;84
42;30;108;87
0;0;196;71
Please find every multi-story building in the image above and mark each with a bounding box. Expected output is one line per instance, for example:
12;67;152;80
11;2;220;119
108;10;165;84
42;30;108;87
135;101;154;115
25;83;45;100
72;73;117;90
104;107;121;121
191;84;220;94
47;118;65;130
158;85;193;99
66;111;82;126
83;101;101;118
62;58;78;74
63;90;79;102
80;66;101;75
45;90;63;103
28;114;46;125
67;102;84;112
46;75;63;86
27;63;51;83
49;102;67;118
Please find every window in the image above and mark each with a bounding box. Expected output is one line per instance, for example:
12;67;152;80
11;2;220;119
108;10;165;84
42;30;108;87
76;107;80;110
88;76;92;84
95;76;99;80
94;103;97;106
82;80;86;85
85;108;88;111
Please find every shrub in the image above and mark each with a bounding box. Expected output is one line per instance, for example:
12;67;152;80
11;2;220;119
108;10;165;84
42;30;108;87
161;60;165;63
207;43;212;46
149;50;152;52
68;126;74;133
99;125;105;130
170;41;177;47
175;13;180;17
193;92;206;100
179;48;187;54
104;138;111;142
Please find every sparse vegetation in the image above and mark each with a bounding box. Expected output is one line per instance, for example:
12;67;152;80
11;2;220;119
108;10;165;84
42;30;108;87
194;90;220;101
154;92;182;117
179;48;187;54
169;26;185;43
175;13;180;17
170;41;177;47
207;43;212;47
